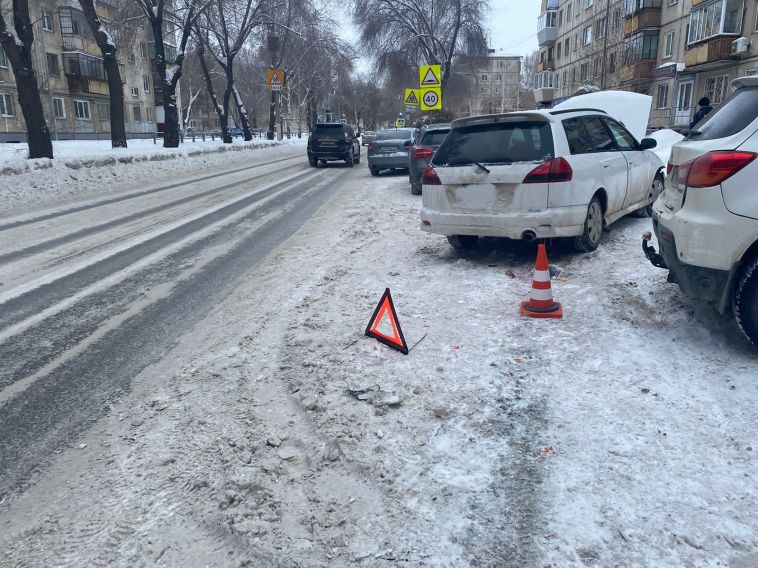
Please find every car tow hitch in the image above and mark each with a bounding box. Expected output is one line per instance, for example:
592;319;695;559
642;231;667;269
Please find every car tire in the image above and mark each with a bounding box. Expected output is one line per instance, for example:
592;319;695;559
636;174;664;218
370;167;380;177
308;157;318;167
411;183;422;195
574;196;604;252
319;159;326;166
346;149;355;168
447;235;479;250
733;257;758;346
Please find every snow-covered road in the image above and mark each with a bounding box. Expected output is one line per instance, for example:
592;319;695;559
1;150;757;567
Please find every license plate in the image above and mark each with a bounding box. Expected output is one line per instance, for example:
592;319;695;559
380;146;397;153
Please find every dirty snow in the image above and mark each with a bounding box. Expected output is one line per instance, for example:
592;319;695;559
1;165;757;566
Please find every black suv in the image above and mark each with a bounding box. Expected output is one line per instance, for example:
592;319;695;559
307;123;361;167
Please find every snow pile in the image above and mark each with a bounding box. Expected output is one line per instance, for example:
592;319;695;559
648;128;684;165
0;136;307;175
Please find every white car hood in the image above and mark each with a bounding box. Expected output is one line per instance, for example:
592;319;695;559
554;90;652;142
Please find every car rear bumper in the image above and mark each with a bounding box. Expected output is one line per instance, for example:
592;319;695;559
419;206;586;239
409;158;431;185
308;148;349;160
368;153;410;169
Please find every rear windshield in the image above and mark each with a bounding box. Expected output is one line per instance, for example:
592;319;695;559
376;129;415;140
689;86;758;141
313;124;346;134
420;130;450;146
433;121;554;165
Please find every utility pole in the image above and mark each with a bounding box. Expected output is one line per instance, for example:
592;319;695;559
600;0;612;90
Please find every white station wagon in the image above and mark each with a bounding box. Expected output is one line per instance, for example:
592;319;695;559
420;105;665;251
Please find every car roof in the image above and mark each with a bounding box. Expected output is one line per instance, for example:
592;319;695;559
314;123;348;128
451;109;610;129
732;76;758;90
422;123;451;130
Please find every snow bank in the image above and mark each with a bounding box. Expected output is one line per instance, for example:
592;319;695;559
554;90;652;142
0;137;307;176
648;128;684;166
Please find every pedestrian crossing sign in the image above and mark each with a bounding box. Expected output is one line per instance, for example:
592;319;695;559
419;65;441;88
267;68;285;91
404;89;420;106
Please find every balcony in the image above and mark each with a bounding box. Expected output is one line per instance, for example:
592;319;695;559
623;8;661;36
623;0;662;17
66;75;109;96
541;0;559;9
533;71;555;104
620;60;655;83
148;42;178;65
538;11;558;46
538;60;555;72
685;36;734;67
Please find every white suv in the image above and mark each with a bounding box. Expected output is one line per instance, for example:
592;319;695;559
420;108;664;252
649;76;758;345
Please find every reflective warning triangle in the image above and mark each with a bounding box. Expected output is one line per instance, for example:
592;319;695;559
365;288;408;354
421;67;440;86
271;74;282;84
406;91;418;105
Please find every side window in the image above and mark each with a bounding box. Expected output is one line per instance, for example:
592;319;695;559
563;117;615;154
603;118;639;150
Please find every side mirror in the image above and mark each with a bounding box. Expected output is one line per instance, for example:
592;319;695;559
640;138;657;150
404;140;413;147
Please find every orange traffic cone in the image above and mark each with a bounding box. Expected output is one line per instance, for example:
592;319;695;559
520;244;563;318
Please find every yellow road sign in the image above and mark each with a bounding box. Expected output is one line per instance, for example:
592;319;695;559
419;65;441;88
420;87;442;111
404;89;420;106
267;68;285;91
395;117;406;128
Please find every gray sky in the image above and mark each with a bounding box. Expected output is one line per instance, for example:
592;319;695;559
342;0;542;73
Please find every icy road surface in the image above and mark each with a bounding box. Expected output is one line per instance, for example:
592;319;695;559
1;150;757;567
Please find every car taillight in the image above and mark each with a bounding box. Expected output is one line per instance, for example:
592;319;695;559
368;143;374;152
413;147;434;159
422;165;441;185
667;160;673;176
684;151;757;188
522;157;573;184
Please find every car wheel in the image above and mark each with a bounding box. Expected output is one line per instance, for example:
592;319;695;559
447;235;479;250
308;157;318;167
411;183;422;195
370;167;380;177
319;159;326;166
574;196;604;252
733;257;758;346
637;174;664;218
346;149;355;168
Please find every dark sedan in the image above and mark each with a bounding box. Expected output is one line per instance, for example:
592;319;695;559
409;123;450;195
367;128;417;176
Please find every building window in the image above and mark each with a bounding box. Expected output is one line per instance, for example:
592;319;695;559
609;52;617;73
587;0;593;6
558;9;563;27
146;107;154;122
495;86;501;95
127;51;135;63
47;53;60;75
41;8;53;32
481;74;487;81
574;33;578;51
687;0;744;45
140;42;147;59
143;75;150;93
657;84;669;108
131;87;139;98
593;57;601;77
133;105;141;122
53;97;66;119
562;69;568;87
0;48;8;68
496;73;502;81
580;62;590;81
480;87;488;95
575;0;581;17
664;31;674;57
98;103;111;121
75;99;91;119
0;93;14;116
623;30;659;66
596;16;607;39
570;67;576;85
584;25;593;45
704;74;729;104
613;8;622;30
747;68;758;76
557;43;562;60
498;61;503;68
564;38;570;55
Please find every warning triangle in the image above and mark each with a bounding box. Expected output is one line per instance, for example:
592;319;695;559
271;74;281;85
365;288;408;354
421;67;440;86
406;91;419;105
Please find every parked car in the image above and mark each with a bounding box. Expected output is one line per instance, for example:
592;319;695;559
647;76;758;345
367;128;417;176
361;131;377;146
229;127;244;137
307;123;361;167
409;123;451;195
420;109;664;252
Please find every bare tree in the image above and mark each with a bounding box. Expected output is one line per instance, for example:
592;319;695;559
521;50;538;91
78;0;127;148
0;0;53;158
133;0;208;147
354;0;489;95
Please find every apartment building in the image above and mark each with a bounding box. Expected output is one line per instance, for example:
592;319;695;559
470;55;523;115
0;0;178;142
535;0;758;129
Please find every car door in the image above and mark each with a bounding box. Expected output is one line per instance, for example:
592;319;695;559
603;118;654;210
559;116;628;215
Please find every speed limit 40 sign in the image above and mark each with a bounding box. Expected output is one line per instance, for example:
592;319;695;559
420;87;442;111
